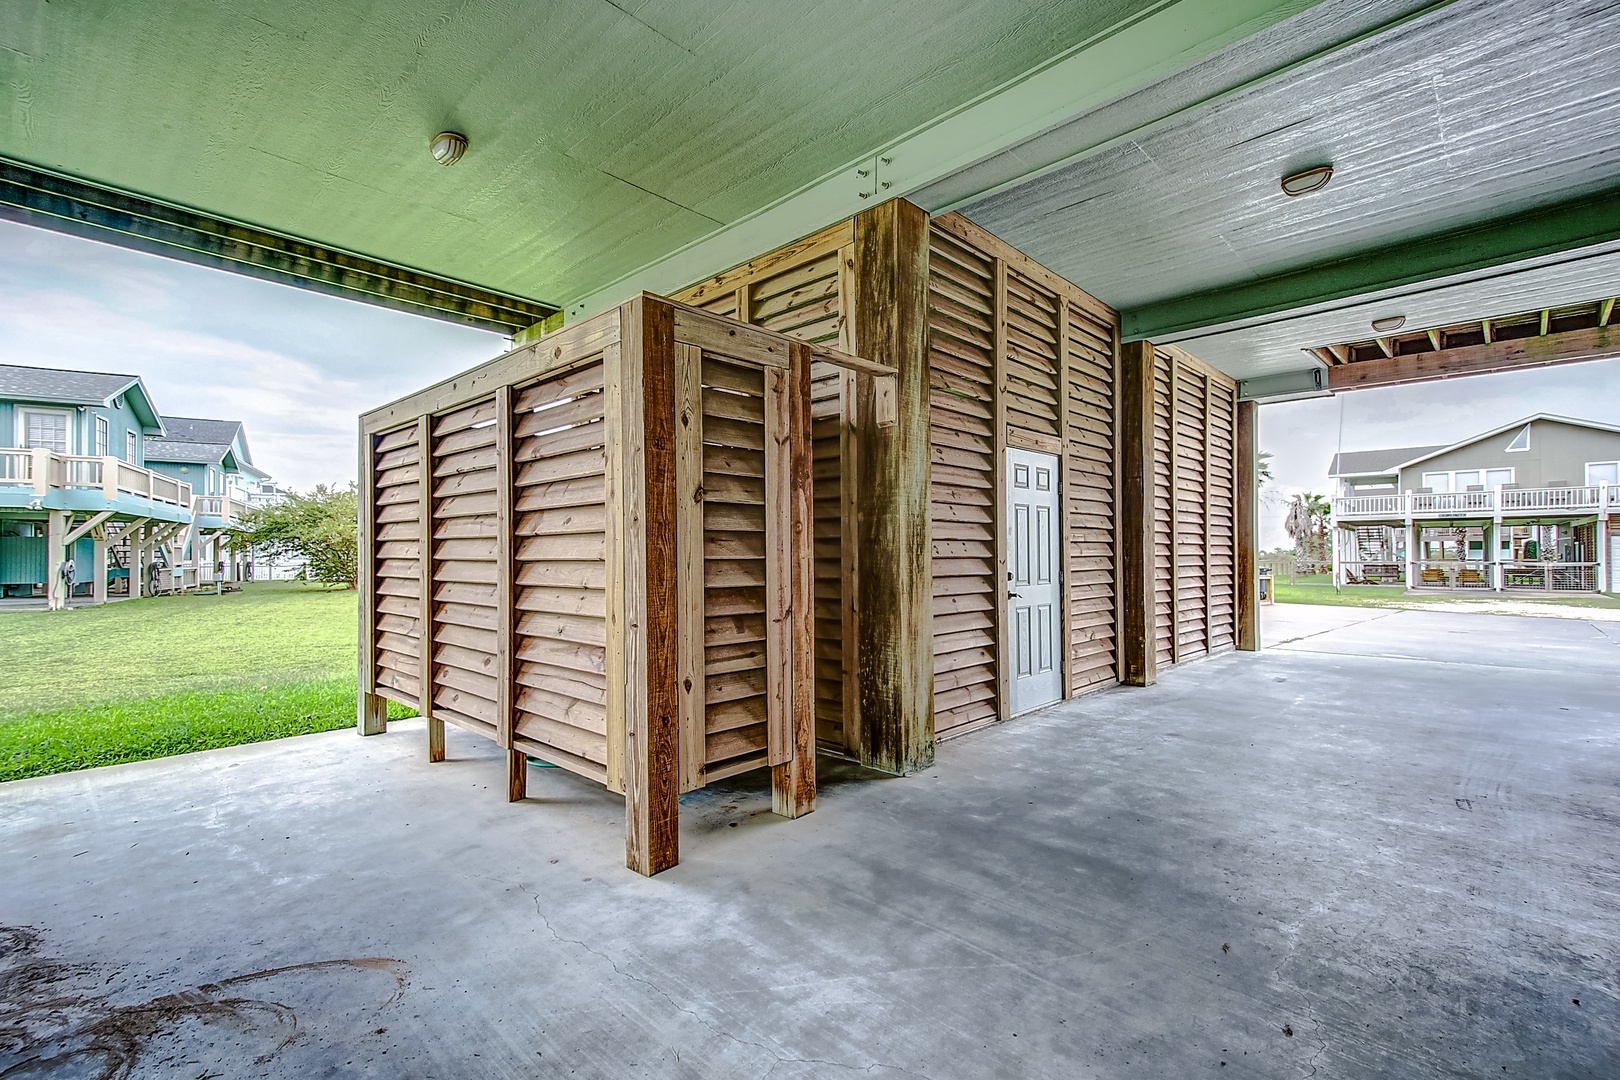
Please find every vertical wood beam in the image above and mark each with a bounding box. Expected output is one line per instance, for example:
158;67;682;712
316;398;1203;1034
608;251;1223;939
773;342;817;818
507;748;528;802
620;297;680;876
1235;399;1260;651
1168;354;1181;665
46;510;69;611
604;333;627;795
674;342;707;793
1117;340;1158;686
1056;300;1074;698
357;421;387;734
92;528;109;606
765;361;795;767
495;385;519;791
851;198;934;774
836;243;862;756
991;258;1012;722
1202;372;1214;653
418;414;443;759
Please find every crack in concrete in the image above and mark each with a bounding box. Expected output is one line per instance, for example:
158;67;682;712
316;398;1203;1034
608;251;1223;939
514;883;929;1079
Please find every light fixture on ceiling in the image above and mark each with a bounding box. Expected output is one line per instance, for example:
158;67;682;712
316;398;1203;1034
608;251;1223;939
1280;164;1333;197
1370;315;1407;333
430;131;468;166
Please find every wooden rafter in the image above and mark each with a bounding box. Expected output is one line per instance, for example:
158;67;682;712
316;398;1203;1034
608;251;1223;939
1328;323;1617;392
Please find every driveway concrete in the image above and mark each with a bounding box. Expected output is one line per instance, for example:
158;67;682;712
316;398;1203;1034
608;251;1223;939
2;606;1616;1078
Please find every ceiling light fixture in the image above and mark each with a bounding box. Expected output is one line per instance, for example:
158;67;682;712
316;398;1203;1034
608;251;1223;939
1370;315;1407;333
1280;164;1333;197
430;131;468;166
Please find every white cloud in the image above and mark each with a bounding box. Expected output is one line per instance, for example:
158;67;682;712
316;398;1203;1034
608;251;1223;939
0;221;504;490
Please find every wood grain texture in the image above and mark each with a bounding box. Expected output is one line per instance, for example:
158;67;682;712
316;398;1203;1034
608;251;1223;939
773;342;817;818
852;198;935;774
621;298;680;877
1118;340;1158;687
674;342;707;792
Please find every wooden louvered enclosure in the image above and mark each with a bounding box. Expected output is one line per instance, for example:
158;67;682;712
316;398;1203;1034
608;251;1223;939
357;294;892;876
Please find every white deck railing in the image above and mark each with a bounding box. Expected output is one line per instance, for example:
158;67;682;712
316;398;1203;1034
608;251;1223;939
1335;484;1614;520
192;495;255;524
0;448;193;510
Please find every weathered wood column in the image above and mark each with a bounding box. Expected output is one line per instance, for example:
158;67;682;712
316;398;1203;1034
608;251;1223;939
616;298;681;876
356;419;389;735
1235;399;1260;651
1117;340;1158;686
851;198;934;774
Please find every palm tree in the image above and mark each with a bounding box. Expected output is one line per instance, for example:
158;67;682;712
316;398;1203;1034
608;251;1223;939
1285;492;1333;572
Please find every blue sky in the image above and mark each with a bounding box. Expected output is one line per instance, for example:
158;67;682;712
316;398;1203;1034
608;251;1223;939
0;219;504;490
3;217;1617;549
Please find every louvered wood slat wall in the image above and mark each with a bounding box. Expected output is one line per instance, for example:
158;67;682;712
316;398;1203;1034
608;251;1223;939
510;357;610;783
926;226;1001;736
671;222;857;754
360;298;852;874
699;354;773;776
1152;346;1240;665
371;425;424;708
929;213;1122;738
1063;299;1119;692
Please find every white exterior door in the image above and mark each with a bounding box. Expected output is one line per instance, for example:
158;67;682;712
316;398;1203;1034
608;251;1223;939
1008;448;1063;714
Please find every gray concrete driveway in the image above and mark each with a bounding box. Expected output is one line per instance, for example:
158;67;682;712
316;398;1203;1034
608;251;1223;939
2;606;1616;1078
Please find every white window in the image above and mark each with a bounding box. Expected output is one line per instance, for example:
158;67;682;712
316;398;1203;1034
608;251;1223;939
126;431;138;462
1454;470;1482;490
1422;472;1451;492
94;416;110;456
19;408;72;453
1505;425;1530;452
1587;462;1620;486
1485;468;1513;488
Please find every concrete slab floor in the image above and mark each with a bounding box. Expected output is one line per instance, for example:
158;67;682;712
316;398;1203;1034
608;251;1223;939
2;606;1616;1078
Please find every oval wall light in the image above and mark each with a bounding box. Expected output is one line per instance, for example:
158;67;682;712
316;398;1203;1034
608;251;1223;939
430;131;468;166
1370;315;1407;333
1280;164;1333;197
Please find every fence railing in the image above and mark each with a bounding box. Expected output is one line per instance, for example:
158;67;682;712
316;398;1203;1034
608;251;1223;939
0;449;192;509
1501;561;1600;593
192;495;254;523
1335;484;1613;520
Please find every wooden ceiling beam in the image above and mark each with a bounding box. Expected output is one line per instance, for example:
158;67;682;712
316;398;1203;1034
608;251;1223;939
1328;323;1617;392
1601;298;1615;326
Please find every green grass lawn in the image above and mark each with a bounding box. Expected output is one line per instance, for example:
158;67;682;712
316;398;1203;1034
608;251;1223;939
1275;581;1620;610
0;581;412;782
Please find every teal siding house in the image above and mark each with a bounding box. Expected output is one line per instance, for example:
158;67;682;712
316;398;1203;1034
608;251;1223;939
1;362;271;608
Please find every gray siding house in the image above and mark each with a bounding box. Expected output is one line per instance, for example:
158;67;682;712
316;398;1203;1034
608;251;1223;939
1329;415;1620;593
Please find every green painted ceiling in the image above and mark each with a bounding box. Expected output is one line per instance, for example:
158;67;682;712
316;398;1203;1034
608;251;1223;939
0;0;1155;306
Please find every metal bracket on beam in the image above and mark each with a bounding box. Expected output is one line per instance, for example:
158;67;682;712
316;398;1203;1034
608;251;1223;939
1237;366;1329;403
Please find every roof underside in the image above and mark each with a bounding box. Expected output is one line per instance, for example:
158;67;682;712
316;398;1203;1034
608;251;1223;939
1;0;1616;389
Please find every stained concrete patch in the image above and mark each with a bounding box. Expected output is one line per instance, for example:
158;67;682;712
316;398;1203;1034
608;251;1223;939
1;606;1616;1077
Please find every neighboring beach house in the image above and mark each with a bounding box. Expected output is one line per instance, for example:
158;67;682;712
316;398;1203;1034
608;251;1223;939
1329;414;1620;592
0;363;268;607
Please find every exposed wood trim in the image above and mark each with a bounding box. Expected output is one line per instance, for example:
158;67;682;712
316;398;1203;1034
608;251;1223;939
1375;337;1395;358
1327;344;1350;364
837;244;863;757
764;361;795;767
1057;300;1074;699
1167;353;1181;666
850;197;934;774
674;219;855;308
507;749;527;802
602;331;628;796
1540;309;1551;337
1601;299;1615;327
1202;370;1214;654
1006;428;1063;455
0;157;554;334
772;341;817;819
363;313;620;433
64;511;114;548
417;414;443;760
495;384;516;756
991;257;1012;726
1426;328;1442;351
1235;400;1259;652
1327;324;1619;392
621;297;680;877
1481;318;1493;344
673;342;706;793
1117;340;1157;686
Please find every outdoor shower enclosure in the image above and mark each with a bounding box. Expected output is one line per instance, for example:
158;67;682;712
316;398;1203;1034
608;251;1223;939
356;294;891;875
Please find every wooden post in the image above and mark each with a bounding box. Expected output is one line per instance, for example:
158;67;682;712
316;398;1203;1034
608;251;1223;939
673;342;707;794
1118;340;1158;686
1235;399;1260;651
357;420;388;735
92;527;109;605
128;519;148;600
851;198;934;775
772;342;817;818
619;297;680;876
508;749;528;802
417;414;443;759
991;257;1011;724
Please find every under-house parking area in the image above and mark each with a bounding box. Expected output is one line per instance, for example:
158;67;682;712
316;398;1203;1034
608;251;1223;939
2;605;1615;1078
